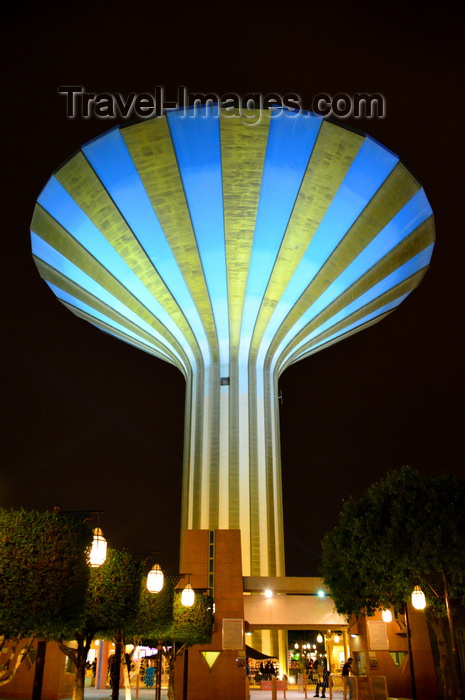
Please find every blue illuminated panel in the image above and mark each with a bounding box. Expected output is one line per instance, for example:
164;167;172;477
36;179;199;364
271;190;433;360
277;243;434;369
81;129;211;364
239;113;322;363
46;282;174;363
167;106;229;374
31;233;188;370
258;137;399;363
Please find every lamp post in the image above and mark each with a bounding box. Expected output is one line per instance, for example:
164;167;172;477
145;569;195;700
403;601;418;700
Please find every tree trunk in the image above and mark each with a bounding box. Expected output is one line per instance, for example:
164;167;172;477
72;660;86;700
428;613;456;700
0;638;35;687
111;632;123;700
122;654;132;700
167;651;176;700
32;640;47;700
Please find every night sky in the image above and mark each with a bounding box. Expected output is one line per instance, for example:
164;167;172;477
2;2;464;577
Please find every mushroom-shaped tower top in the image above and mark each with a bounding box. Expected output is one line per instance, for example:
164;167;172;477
31;106;434;576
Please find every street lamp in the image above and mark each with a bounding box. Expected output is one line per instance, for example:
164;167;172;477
181;583;195;607
88;527;107;567
147;564;164;593
411;586;426;610
382;609;393;623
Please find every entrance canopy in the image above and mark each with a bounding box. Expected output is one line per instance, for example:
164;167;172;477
245;645;274;660
243;577;347;631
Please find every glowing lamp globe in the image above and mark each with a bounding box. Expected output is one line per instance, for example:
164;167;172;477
382;609;392;622
147;563;164;593
89;527;107;567
31;105;434;577
411;585;426;610
181;583;195;607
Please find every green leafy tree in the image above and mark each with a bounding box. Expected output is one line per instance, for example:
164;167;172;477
321;467;465;697
128;578;175;644
321;466;465;617
0;509;92;686
58;548;143;700
136;586;214;700
171;590;214;646
164;591;214;700
124;579;175;699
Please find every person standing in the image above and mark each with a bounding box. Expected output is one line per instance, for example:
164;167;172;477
342;658;355;698
342;658;353;677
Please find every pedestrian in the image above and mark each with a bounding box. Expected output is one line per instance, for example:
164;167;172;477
342;657;353;677
91;659;97;685
314;668;330;698
342;658;355;698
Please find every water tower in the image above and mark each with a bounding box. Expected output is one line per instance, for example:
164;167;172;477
31;106;434;583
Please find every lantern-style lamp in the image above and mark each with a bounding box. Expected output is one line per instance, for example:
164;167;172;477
411;585;426;610
333;634;341;643
147;563;164;593
88;527;107;567
382;609;393;623
316;634;323;644
181;582;195;607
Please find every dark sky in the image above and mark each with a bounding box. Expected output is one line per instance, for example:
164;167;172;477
2;2;464;577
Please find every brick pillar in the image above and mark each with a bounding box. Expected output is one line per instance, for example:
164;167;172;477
174;530;247;700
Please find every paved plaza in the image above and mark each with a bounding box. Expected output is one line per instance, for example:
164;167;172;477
82;687;345;700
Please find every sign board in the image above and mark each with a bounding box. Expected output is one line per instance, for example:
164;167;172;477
367;620;389;650
222;618;244;650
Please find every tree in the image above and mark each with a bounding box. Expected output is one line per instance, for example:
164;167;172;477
58;548;143;700
321;466;465;617
125;579;175;700
0;508;92;687
171;590;214;646
129;579;175;644
165;590;214;700
134;586;214;700
321;466;465;697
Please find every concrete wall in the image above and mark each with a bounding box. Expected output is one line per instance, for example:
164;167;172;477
0;641;74;700
350;607;440;699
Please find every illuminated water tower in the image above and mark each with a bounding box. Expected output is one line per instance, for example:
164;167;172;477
31;105;434;580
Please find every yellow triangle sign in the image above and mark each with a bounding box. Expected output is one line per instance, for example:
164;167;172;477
201;651;221;670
